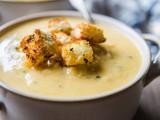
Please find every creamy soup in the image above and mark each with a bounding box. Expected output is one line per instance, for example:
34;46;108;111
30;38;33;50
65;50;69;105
0;17;141;98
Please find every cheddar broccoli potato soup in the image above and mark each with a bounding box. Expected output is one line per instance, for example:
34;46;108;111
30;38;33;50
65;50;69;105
0;17;141;98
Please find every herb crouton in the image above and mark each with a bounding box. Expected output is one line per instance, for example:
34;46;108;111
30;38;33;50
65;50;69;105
54;32;74;45
71;22;106;43
48;18;72;35
20;29;59;67
61;40;93;66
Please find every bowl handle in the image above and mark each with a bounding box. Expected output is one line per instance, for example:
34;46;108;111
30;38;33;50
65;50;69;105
0;101;3;110
0;90;4;111
142;34;160;86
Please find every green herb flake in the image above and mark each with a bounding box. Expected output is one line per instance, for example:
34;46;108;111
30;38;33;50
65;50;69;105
128;56;133;59
15;46;19;51
96;75;101;79
33;81;37;84
118;65;122;69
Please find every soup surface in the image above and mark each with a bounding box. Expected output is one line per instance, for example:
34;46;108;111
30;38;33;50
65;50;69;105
0;17;141;98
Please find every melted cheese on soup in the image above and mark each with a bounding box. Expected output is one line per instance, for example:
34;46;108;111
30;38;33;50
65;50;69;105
0;17;141;98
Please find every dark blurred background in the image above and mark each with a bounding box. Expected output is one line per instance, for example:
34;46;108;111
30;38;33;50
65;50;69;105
0;0;160;120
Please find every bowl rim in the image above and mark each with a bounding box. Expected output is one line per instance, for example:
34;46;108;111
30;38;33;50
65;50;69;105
0;11;151;102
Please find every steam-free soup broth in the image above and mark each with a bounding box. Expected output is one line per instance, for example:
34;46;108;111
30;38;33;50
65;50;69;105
0;17;141;98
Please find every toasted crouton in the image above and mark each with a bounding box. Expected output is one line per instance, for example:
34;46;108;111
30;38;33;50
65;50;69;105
54;32;74;45
20;29;60;67
61;40;93;66
71;22;106;43
48;18;72;35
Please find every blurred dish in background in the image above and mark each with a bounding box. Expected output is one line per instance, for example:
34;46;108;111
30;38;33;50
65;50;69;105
0;0;54;2
0;0;73;25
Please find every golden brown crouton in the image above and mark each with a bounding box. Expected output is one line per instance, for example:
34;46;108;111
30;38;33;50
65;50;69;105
61;40;93;66
20;29;60;67
48;18;72;35
71;22;106;43
54;32;74;45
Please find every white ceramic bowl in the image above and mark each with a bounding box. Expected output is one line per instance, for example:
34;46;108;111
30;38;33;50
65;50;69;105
0;11;160;120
